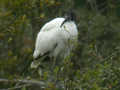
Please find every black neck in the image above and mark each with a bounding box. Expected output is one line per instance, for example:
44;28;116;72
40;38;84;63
60;11;76;27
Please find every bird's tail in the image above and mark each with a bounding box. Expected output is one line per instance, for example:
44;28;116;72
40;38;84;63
33;50;40;60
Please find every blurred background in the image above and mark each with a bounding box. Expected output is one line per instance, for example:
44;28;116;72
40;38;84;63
0;0;120;89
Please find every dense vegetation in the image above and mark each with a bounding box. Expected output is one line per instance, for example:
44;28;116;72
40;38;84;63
0;0;120;90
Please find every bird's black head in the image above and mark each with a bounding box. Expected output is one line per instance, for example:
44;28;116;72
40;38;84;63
61;11;76;27
65;11;76;21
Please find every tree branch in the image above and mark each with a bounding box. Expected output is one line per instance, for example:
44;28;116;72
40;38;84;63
0;84;30;90
0;78;46;87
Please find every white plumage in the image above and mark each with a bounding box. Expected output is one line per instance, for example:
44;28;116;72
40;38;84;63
33;17;78;60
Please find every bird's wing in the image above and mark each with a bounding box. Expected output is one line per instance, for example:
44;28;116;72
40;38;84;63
40;18;65;31
33;28;61;59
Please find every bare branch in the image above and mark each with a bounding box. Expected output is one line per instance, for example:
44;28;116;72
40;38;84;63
0;84;30;90
0;78;46;87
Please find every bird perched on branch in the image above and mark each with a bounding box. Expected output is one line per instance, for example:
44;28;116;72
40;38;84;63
31;11;78;68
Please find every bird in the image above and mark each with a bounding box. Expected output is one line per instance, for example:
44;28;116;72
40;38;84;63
31;11;78;69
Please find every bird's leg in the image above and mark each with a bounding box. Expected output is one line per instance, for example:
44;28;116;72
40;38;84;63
52;57;61;83
51;56;56;70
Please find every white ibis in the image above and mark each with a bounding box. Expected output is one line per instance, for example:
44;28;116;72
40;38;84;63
31;11;78;68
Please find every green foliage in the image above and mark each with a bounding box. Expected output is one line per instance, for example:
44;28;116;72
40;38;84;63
0;0;120;90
